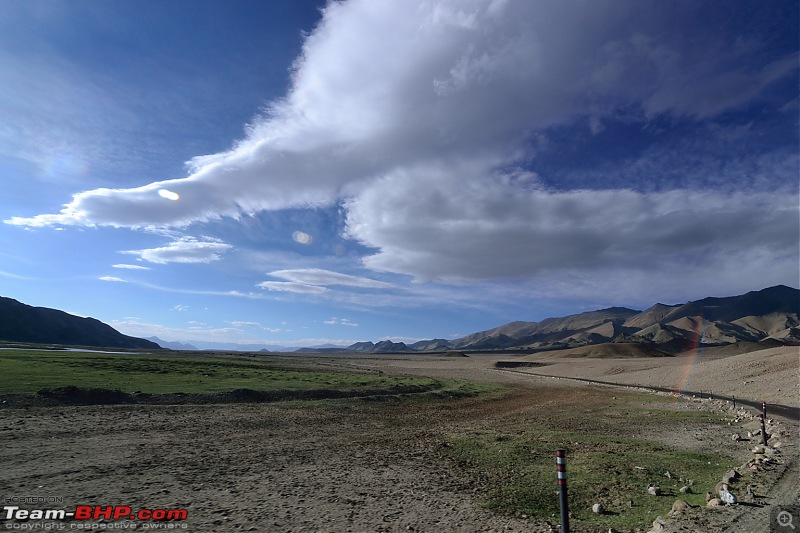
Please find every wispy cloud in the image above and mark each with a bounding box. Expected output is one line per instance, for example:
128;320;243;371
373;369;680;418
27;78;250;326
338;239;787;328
112;263;151;270
225;320;285;333
323;317;359;327
99;278;268;300
268;268;393;289
227;320;260;327
0;270;35;280
110;318;358;347
257;281;330;294
121;237;232;264
99;276;127;283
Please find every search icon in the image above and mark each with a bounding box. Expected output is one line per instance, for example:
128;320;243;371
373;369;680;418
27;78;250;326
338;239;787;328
778;510;796;530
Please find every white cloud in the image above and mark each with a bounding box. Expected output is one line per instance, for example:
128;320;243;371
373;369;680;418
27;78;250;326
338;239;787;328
171;305;190;312
7;0;795;230
98;276;127;283
257;281;330;294
122;237;232;264
344;166;798;282
323;317;359;327
5;0;796;296
227;320;260;327
268;268;393;289
112;263;151;270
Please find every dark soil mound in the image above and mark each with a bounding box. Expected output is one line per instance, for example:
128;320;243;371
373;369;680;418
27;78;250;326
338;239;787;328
36;385;134;404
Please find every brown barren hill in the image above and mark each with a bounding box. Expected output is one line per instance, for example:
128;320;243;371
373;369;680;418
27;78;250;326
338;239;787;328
524;342;673;358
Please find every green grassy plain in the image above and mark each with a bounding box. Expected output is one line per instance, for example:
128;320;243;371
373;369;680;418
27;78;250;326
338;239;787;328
445;392;739;532
0;348;464;396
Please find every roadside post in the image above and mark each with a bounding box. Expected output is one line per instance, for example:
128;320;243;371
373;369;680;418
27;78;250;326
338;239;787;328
760;414;768;447
762;401;767;419
556;448;570;533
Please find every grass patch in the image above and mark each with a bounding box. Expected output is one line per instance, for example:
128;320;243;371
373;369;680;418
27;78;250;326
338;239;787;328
0;349;439;396
445;402;738;532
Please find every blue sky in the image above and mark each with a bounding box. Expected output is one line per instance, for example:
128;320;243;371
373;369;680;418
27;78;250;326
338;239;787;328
1;0;798;349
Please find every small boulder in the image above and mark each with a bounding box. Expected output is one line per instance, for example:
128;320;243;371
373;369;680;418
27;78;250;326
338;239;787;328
722;469;740;484
670;500;690;515
679;485;692;494
592;503;604;514
647;484;661;496
705;492;714;502
719;489;737;505
707;498;723;508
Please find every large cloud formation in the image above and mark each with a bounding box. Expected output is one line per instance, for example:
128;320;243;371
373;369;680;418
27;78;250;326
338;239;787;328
7;0;798;284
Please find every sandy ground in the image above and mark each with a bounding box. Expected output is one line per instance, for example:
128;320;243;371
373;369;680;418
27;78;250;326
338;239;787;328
1;346;797;532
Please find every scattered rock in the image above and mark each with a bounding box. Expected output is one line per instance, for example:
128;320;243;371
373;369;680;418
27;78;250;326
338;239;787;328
722;468;740;484
664;471;672;479
719;489;737;505
707;498;723;508
650;516;666;531
647;484;661;496
670;500;690;515
705;492;714;502
752;445;766;454
731;433;742;442
679;485;691;494
592;503;604;514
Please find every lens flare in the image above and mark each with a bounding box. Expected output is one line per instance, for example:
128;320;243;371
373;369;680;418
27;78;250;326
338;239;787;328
292;231;312;244
676;314;704;397
158;189;180;201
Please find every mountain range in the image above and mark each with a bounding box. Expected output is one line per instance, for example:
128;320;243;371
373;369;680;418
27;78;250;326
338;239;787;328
1;285;797;353
337;285;799;353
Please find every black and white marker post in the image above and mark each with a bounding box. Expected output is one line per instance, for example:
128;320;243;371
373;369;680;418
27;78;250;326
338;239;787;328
556;448;570;533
